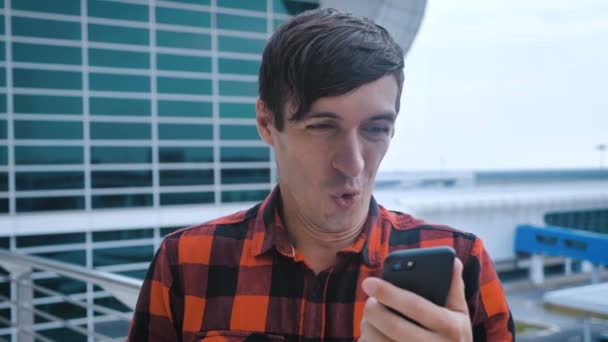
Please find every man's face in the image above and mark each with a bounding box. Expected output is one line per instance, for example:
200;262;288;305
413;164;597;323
258;75;399;232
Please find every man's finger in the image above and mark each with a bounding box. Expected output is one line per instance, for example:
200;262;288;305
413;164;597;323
445;258;469;314
362;296;436;341
360;318;393;342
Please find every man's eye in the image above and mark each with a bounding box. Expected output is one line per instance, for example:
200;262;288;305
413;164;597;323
306;123;335;130
364;126;391;135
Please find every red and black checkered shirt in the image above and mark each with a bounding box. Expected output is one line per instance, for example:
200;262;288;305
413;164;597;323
129;188;514;341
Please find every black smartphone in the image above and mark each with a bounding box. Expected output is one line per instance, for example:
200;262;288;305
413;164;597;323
382;246;455;307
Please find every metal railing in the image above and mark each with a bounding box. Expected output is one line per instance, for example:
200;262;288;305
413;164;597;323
0;248;142;341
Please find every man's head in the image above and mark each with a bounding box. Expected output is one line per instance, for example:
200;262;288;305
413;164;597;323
256;9;405;233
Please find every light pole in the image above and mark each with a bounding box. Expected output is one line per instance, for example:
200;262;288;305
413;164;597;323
597;144;607;170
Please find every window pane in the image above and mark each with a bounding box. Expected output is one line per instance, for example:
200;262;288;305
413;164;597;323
162;0;209;4
93;228;153;242
221;190;268;203
17;196;85;212
16;171;84;190
273;0;318;15
88;0;148;22
0;198;7;213
218;0;266;12
0;94;5;113
12;17;80;40
274;18;286;30
221;147;269;162
218;58;259;75
219;80;257;97
15;146;83;165
90;122;151;140
91;146;151;164
219;102;254;118
17;232;85;247
92;194;153;209
160;169;213;186
13;0;80;15
33;250;86;266
218;35;265;54
89;24;149;45
90;73;150;92
92;170;152;188
157;53;211;72
221;168;269;184
0;173;7;191
89;48;150;69
160;226;181;236
220;124;260;140
158;100;212;117
93;245;154;267
0;146;6;165
160;191;214;205
34;276;86;297
15;120;83;140
217;13;266;33
158;123;212;140
157;30;210;50
0;120;6;139
13;42;82;65
156;6;210;27
159;146;213;163
0;41;4;61
157;76;211;95
14;94;82;114
13;69;82;90
0;68;5;87
90;97;150;116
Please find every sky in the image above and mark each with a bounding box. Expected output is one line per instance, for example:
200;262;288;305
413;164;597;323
380;0;608;172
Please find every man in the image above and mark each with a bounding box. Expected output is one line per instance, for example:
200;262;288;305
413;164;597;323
129;8;514;341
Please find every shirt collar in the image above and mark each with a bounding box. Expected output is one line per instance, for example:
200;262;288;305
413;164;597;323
249;186;384;267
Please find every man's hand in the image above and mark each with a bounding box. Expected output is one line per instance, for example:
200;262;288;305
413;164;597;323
359;258;472;342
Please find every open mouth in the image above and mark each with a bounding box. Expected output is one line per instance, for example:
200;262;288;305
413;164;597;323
332;192;360;209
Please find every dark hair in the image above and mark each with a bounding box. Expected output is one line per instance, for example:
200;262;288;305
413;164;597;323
258;8;405;130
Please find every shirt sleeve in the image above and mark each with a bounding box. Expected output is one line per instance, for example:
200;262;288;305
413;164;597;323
463;237;515;342
128;240;180;341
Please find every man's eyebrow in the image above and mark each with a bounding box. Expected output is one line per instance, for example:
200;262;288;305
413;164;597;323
368;112;397;122
305;111;341;120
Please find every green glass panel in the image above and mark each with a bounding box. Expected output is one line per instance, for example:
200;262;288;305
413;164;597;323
91;146;151;164
14;95;82;114
0;146;6;165
221;168;269;184
160;169;213;186
156;6;210;27
218;0;266;12
88;0;148;22
92;194;153;209
13;0;80;15
161;0;209;4
160;226;181;236
90;97;150;116
13;43;82;65
157;77;211;95
33;276;86;296
14;120;83;140
220;147;269;162
273;0;318;15
221;190;268;203
218;35;265;54
220;103;255;118
33;250;86;266
158;123;212;140
158;146;213;163
220;124;260;140
158;100;212;117
160;191;214;205
219;58;260;75
0;173;6;191
89;73;150;92
0;16;4;36
0;42;5;61
0;120;5;139
93;245;154;267
274;18;286;30
0;94;5;112
92;170;152;188
17;196;85;212
15;146;83;165
16;171;84;190
89;24;149;45
93;228;153;242
90;122;150;140
13;69;82;90
89;48;149;69
0;198;7;213
219;80;257;97
217;13;266;32
157;54;211;72
12;17;80;40
0;69;4;87
157;30;210;50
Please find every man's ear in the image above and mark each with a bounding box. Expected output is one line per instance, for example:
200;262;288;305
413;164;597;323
256;98;274;145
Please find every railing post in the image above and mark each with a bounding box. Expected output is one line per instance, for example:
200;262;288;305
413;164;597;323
564;258;572;276
530;255;544;285
15;267;34;342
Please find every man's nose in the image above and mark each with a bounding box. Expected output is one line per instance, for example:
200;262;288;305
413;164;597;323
331;132;365;178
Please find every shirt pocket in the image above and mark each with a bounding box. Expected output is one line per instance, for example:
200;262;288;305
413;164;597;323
198;330;285;342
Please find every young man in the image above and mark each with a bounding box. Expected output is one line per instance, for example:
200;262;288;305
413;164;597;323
129;9;514;342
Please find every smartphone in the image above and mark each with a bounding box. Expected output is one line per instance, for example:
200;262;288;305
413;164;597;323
382;246;455;307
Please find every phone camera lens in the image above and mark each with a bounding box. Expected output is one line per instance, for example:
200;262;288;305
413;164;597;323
392;261;402;271
406;260;416;269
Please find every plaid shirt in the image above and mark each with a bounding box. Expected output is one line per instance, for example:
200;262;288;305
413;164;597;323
129;188;514;341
